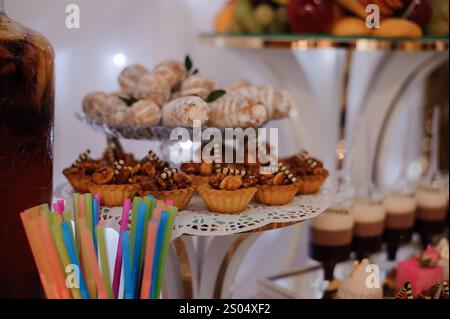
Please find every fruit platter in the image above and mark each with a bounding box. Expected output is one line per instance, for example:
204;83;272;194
214;0;449;38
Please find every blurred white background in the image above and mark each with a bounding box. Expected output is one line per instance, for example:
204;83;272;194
4;0;443;298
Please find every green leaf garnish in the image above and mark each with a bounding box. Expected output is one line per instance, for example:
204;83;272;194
206;89;226;103
420;259;432;268
192;68;199;75
185;55;193;72
119;96;138;106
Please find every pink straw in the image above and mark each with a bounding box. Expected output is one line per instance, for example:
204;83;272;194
57;200;65;212
164;199;174;206
112;199;131;299
53;201;64;217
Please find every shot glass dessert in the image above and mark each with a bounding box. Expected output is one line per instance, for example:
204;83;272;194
310;208;354;281
350;199;386;260
384;193;417;261
415;186;449;248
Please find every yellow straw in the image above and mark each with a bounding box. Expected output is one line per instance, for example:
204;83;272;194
80;226;109;299
96;225;113;298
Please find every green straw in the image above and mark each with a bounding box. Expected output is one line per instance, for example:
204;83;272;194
130;197;142;261
41;204;50;214
73;194;81;249
41;210;53;227
97;225;113;298
153;207;177;297
51;223;81;299
73;194;80;218
63;211;72;223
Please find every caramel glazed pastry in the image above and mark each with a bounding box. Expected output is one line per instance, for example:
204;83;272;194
256;163;301;205
137;166;195;211
63;150;105;193
85;149;167;207
199;168;259;214
281;150;329;195
180;155;261;188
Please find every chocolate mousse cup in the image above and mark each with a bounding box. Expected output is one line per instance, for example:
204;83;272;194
350;200;386;260
310;209;354;281
415;187;449;248
384;194;416;261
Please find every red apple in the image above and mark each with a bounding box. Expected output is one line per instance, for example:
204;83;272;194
287;0;334;33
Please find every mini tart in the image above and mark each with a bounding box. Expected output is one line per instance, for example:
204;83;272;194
198;186;257;214
63;169;91;193
256;182;301;206
87;184;137;207
190;175;218;187
297;173;328;195
138;187;195;211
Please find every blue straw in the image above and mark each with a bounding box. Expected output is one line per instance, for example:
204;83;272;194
150;211;168;299
131;203;147;297
61;222;90;299
121;231;133;299
92;198;99;254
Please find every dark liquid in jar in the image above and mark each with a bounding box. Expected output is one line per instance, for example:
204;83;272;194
0;17;54;298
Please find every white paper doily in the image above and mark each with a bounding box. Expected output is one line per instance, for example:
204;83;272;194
55;183;331;239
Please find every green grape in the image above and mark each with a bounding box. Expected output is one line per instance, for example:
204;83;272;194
275;6;289;25
242;13;265;33
254;4;275;27
236;0;253;23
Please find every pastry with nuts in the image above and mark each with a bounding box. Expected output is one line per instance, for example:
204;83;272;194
282;150;329;195
87;160;138;207
255;163;302;206
137;167;195;210
63;150;105;193
180;161;218;187
198;172;258;214
102;143;136;166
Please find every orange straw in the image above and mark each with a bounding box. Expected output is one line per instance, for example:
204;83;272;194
140;222;158;299
152;201;165;220
20;212;55;299
80;225;109;299
36;216;71;299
